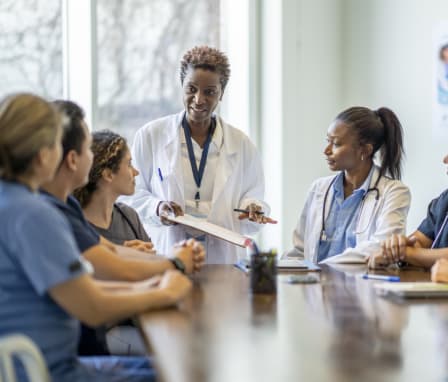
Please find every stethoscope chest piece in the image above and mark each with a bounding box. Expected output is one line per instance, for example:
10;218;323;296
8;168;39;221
320;231;327;242
320;172;382;240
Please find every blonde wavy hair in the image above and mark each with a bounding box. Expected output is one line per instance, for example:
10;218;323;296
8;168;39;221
0;93;62;181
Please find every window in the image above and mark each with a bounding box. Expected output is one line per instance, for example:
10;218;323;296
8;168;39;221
96;0;220;142
1;0;252;141
0;0;63;98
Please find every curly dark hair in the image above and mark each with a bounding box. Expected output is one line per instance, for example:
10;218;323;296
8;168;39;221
180;46;231;91
73;130;127;207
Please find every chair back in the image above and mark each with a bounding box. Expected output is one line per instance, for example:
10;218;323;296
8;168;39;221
0;334;50;382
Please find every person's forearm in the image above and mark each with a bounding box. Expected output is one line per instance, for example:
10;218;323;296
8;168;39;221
116;249;156;259
49;274;182;327
111;257;174;281
115;244;160;259
87;288;177;326
95;278;160;291
99;288;176;322
83;245;174;282
95;279;134;291
406;247;448;268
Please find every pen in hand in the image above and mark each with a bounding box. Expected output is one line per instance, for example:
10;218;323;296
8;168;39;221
234;208;278;224
233;208;264;215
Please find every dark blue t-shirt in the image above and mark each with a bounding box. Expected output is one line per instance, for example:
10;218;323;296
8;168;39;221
418;189;448;248
40;192;100;252
40;191;108;356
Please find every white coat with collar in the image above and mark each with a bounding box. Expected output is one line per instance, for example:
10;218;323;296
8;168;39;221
285;165;411;263
125;112;269;264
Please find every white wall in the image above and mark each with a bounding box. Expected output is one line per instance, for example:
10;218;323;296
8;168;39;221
343;0;448;231
260;0;343;252
269;0;448;253
219;0;250;135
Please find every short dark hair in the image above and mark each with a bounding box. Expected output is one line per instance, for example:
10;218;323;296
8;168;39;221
52;100;86;161
180;46;231;91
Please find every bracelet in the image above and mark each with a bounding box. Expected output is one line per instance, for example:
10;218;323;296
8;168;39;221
169;257;186;274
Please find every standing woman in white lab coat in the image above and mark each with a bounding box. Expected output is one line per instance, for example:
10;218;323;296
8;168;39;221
126;46;275;264
286;106;411;263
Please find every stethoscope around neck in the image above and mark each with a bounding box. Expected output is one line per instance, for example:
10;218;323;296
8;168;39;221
320;172;382;241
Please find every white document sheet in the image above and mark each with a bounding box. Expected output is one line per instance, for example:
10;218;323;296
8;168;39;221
375;282;448;298
165;214;252;248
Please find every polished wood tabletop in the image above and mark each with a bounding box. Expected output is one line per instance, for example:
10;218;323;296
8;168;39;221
138;264;448;382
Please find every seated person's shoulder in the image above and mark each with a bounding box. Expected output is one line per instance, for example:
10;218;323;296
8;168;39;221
67;194;84;211
115;202;139;219
41;194;100;252
21;194;68;225
437;188;448;201
6;197;71;245
309;175;335;191
427;188;448;210
380;176;409;191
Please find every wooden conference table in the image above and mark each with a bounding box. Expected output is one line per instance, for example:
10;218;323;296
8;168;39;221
138;264;448;382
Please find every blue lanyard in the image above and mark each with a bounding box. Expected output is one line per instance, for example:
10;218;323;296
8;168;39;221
182;114;216;206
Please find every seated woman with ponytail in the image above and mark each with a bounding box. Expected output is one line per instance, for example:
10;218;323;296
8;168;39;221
285;106;411;263
74;130;152;252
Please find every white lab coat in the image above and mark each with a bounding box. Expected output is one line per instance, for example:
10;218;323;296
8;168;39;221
285;165;411;263
125;112;269;264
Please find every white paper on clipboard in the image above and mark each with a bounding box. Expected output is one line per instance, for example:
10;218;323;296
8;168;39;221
165;214;252;248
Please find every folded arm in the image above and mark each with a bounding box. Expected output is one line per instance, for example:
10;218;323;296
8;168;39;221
49;270;191;327
84;237;205;281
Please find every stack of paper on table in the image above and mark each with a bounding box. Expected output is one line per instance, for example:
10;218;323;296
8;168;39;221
318;250;367;265
374;282;448;298
277;259;321;271
165;214;252;248
234;258;321;273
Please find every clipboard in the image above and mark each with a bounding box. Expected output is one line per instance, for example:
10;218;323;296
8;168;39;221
277;259;321;272
165;214;252;248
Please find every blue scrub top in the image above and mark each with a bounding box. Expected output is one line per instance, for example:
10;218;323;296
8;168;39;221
0;181;85;380
317;167;374;262
418;189;448;248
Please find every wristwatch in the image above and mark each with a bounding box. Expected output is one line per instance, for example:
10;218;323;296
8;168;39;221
170;257;186;274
